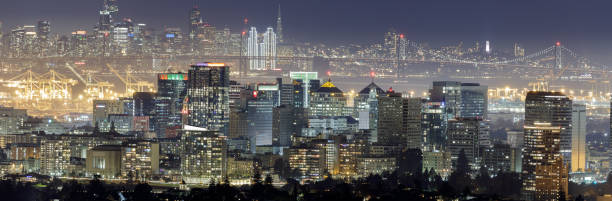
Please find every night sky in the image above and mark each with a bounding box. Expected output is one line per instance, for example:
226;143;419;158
2;0;612;63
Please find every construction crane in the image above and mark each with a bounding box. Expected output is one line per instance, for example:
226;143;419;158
106;64;155;96
65;63;115;101
3;69;77;111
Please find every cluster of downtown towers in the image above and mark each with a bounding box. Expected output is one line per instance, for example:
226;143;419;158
94;61;584;201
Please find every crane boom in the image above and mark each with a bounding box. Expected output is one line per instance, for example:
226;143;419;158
65;63;89;85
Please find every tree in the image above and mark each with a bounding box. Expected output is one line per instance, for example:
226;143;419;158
456;149;470;174
448;149;473;196
86;175;108;201
109;121;118;135
131;183;155;201
475;165;490;194
93;122;100;135
264;174;273;186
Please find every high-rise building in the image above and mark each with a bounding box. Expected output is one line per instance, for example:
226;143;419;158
155;73;188;138
276;4;284;43
403;98;423;149
430;81;462;119
289;72;319;108
186;63;230;136
377;89;404;145
522;123;568;201
309;79;346;117
261;27;277;70
121;140;160;180
180;129;227;184
247;27;259;70
571;104;586;172
247;90;275;152
189;6;202;38
524;91;572;166
460;83;488;119
422;101;446;148
447;118;480;168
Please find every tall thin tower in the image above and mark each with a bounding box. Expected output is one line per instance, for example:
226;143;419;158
555;41;562;69
276;4;284;43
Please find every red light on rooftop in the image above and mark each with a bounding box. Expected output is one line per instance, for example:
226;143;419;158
252;91;258;98
242;31;246;36
556;41;561;46
244;18;248;24
326;70;331;77
400;34;404;39
369;71;375;78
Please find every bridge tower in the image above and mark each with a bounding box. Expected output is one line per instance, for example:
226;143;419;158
555;41;562;69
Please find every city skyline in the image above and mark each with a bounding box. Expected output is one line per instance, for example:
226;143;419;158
3;1;612;63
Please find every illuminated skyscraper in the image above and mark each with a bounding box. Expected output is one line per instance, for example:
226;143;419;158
155;73;188;138
261;27;277;70
570;104;586;172
522;123;568;201
524;91;572;166
460;83;488;119
309;79;346;118
180;129;227;184
247;27;259;70
189;6;202;39
522;91;570;201
36;20;50;40
186;63;230;136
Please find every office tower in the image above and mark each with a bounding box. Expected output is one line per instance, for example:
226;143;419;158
276;4;284;43
261;27;277;70
92;99;125;125
247;27;259;70
355;82;384;142
98;0;118;33
9;26;26;57
480;143;514;174
377;89;404;145
309;79;346;117
0;107;27;135
155;73;188;138
121;140;160;179
189;6;202;38
289;72;319;108
247;90;275;152
430;81;462;119
447;118;480;169
164;28;183;53
257;83;281;107
36;20;50;39
403;98;423;149
186;62;230;136
571;104;586;172
422;101;447;148
288;145;323;179
273;105;306;148
133;92;156;116
524;91;572;166
355;82;386;112
180;129;227;184
40;135;71;176
460;83;488;119
112;20;132;56
522;123;568;201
